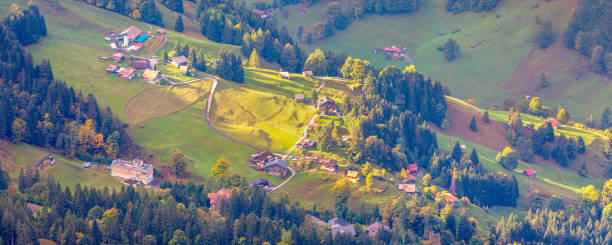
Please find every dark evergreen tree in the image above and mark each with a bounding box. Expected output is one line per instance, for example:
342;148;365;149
470;148;479;165
469;116;477;132
443;38;460;61
175;15;184;32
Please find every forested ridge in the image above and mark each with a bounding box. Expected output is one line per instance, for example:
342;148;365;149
0;5;126;163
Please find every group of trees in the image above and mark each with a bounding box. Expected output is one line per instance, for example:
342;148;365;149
495;180;612;244
161;0;183;13
4;4;46;45
213;50;244;82
196;0;305;72
81;0;163;25
338;64;446;171
302;48;347;76
299;0;418;43
445;0;500;13
0;5;126;162
167;42;207;72
443;38;460;61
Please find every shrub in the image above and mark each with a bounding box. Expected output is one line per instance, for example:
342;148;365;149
496;147;518;170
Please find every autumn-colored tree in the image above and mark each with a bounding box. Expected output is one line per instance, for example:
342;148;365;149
423;173;431;186
132;9;141;20
248;49;261;68
332;178;352;203
11;118;27;143
365;173;375;192
496;146;518;170
212;157;230;179
556;108;570;123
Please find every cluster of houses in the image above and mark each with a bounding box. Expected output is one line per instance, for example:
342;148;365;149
106;55;161;83
109;159;154;185
374;46;408;61
308;216;391;238
317;96;338;115
248;151;289;176
399;164;419;195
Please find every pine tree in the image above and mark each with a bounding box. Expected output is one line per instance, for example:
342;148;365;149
451;141;463;162
539;73;549;88
248;49;261;68
443;38;460;61
482;111;490;123
601;107;611;130
470;148;479;165
591;45;605;74
91;220;102;245
469;116;477;132
174;15;184;32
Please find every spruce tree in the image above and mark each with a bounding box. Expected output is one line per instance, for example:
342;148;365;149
469;116;477;132
482;111;490;123
470;148;479;165
174;15;184;32
602;107;611;130
248;49;261;68
451;141;463;162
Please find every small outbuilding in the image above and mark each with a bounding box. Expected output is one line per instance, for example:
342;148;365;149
143;70;161;83
294;94;305;103
346;171;360;182
130;60;149;70
522;169;536;177
249;178;269;188
367;222;390;237
171;55;188;68
279;71;290;79
302;70;313;77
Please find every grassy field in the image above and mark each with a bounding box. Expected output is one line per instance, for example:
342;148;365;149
1;142;122;189
436;132;602;207
276;0;611;119
210;69;316;153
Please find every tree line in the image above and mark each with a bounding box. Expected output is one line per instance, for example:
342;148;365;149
0;4;126;163
445;0;500;14
80;0;162;25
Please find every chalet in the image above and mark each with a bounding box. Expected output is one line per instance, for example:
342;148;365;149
382;46;402;54
440;192;458;205
171;55;188;67
399;184;417;195
143;70;161;83
406;174;416;183
252;9;266;15
297;138;317;149
294;93;305;103
307;121;318;129
548;118;561;129
110;159;153;184
522;169;536;177
367;222;390;237
119;26;145;45
321;159;337;172
112;53;124;63
328;217;355;237
346;171;360;182
118;68;134;80
408;163;418;173
131;43;142;52
342;135;352;142
179;65;189;75
279;72;290;79
156;29;166;35
249;151;276;169
26;203;40;215
317;96;336;112
302;70;314;77
207;188;231;211
249;178;269;188
130;60;149;70
106;65;119;73
264;159;288;176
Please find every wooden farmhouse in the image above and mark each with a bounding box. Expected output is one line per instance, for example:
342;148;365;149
264;159;288;176
143;70;161;83
171;55;188;68
207;188;231;211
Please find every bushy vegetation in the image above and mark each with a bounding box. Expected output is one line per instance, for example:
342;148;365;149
563;0;611;57
445;0;500;14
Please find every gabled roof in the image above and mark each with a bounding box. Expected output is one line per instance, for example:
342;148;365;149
399;184;416;193
249;178;269;187
309;216;326;227
143;70;160;80
328;217;349;227
367;222;390;236
522;169;536;176
318;96;335;105
172;55;188;64
130;60;149;70
120;26;144;40
264;159;288;169
331;225;356;237
408;164;418;172
441;192;458;203
294;94;305;100
346;171;360;179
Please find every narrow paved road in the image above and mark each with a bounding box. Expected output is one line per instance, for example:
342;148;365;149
201;76;296;191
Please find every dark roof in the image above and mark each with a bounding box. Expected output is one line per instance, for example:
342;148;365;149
172;55;188;64
264;159;288;169
249;178;269;187
328;217;349;227
130;60;149;70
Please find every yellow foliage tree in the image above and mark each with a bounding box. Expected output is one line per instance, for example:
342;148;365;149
212;157;230;179
132;9;141;20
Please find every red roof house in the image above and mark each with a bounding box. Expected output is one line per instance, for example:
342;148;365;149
207;188;231;211
548;118;561;129
408;164;418;173
112;53;124;63
522;169;536;177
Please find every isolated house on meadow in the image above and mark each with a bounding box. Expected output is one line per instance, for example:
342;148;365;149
367;222;390;237
119;26;145;45
264;159;288;176
171;55;188;67
143;70;161;83
294;93;305;103
112;53;124;63
207;188;231;211
156;29;166;35
110;159;153;184
179;65;189;75
279;71;290;79
522;169;536;177
317;96;336;113
302;70;313;77
130;60;149;70
346;171;360;182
